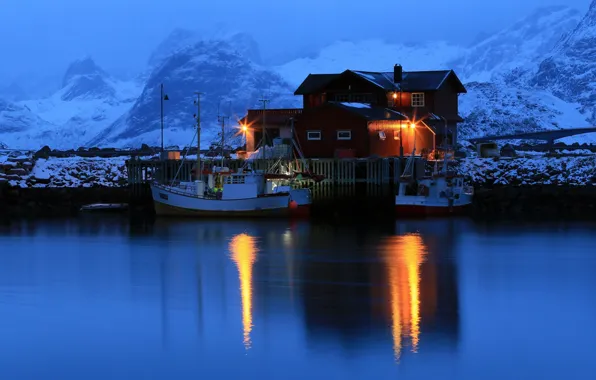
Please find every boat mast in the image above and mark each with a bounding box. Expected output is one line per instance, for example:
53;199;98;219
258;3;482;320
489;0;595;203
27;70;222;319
258;97;269;159
217;101;229;168
194;92;203;180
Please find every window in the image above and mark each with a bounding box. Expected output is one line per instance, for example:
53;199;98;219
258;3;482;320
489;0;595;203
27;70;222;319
307;130;321;140
337;130;351;140
411;93;425;107
335;94;349;102
394;130;400;140
378;131;386;141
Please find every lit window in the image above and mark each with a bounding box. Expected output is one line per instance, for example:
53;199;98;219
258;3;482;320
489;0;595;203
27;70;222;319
411;93;425;107
307;131;321;140
378;131;386;140
394;130;400;140
337;130;351;140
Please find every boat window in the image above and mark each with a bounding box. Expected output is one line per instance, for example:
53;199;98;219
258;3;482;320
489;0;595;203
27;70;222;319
225;175;246;184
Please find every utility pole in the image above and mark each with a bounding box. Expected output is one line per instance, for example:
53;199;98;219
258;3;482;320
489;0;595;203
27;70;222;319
258;97;270;159
161;83;164;156
194;92;203;181
217;101;230;168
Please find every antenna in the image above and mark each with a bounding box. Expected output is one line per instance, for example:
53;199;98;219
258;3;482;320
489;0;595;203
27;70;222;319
258;96;270;159
217;98;230;168
194;92;203;180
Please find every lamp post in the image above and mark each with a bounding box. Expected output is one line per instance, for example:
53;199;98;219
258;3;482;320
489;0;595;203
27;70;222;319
160;83;169;157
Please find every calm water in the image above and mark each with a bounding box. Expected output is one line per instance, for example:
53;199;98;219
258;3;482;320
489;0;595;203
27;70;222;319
0;217;595;379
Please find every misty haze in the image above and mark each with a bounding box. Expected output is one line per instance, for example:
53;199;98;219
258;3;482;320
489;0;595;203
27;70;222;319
0;0;595;150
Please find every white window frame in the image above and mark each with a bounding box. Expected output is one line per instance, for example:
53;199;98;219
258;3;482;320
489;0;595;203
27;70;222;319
307;130;321;140
411;92;425;107
337;130;352;140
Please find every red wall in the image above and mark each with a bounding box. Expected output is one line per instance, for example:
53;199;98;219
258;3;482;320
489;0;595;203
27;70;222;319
295;105;369;158
369;122;435;157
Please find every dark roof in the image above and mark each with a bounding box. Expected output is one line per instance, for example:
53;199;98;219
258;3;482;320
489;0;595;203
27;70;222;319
240;108;302;126
294;69;467;95
294;74;339;95
329;102;407;121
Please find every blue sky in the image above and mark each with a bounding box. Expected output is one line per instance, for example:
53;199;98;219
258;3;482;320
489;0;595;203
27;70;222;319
0;0;591;80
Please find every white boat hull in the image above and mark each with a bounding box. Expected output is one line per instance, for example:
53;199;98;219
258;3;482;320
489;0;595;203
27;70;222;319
151;184;291;217
395;194;473;216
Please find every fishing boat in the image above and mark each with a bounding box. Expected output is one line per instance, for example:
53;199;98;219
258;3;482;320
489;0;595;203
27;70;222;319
150;92;314;217
395;147;473;217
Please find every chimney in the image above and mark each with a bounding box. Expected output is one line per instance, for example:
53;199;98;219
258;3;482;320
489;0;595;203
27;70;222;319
394;64;402;83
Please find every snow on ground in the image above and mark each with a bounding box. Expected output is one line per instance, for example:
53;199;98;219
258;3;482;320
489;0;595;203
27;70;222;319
457;156;596;186
22;157;129;188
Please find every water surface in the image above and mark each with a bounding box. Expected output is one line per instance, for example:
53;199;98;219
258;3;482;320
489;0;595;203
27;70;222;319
0;217;595;379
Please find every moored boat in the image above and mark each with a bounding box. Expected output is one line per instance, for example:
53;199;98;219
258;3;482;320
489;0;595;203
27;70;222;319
150;92;314;218
395;147;473;217
151;171;294;217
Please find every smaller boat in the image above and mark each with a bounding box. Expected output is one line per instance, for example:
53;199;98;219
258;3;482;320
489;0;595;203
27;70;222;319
395;148;473;217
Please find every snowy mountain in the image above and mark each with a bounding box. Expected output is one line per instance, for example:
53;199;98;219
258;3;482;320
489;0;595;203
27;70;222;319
450;6;581;83
89;38;296;148
147;28;263;69
0;98;56;148
3;4;595;149
532;0;596;123
459;82;593;143
276;40;466;87
0;58;141;149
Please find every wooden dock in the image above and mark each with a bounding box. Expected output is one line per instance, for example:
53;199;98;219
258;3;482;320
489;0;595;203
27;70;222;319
126;157;427;218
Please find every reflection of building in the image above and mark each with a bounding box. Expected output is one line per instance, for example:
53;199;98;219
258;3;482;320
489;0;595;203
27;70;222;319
299;223;460;358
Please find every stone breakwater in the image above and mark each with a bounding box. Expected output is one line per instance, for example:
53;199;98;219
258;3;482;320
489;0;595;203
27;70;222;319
1;154;128;188
455;156;596;187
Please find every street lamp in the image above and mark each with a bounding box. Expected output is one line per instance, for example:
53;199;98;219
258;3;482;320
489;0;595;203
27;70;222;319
160;83;169;157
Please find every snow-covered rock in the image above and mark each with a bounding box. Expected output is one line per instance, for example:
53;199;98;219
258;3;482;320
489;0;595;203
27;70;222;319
457;155;596;187
90;39;297;148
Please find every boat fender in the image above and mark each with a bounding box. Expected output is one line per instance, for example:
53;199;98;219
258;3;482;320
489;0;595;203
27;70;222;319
289;200;298;209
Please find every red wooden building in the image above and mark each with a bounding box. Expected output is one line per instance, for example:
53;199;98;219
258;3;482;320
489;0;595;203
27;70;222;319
240;65;466;158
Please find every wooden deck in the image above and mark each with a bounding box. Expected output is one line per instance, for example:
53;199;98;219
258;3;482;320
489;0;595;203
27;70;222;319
126;157;427;215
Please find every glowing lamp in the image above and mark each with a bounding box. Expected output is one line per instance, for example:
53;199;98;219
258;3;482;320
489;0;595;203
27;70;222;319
410;123;416;129
392;92;398;99
242;125;248;132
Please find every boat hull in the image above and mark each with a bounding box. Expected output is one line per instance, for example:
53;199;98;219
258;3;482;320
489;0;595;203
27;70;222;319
395;194;472;218
151;184;291;217
395;203;470;217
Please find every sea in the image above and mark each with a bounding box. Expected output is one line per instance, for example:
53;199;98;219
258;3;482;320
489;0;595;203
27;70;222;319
0;216;595;379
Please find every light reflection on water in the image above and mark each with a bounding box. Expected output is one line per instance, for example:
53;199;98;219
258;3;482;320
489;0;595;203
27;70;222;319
229;233;258;350
0;217;595;379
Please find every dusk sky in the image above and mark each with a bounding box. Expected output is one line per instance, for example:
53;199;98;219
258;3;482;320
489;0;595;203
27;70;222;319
0;0;591;80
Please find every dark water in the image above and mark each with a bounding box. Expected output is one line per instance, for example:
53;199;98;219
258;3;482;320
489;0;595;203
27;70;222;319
1;217;595;380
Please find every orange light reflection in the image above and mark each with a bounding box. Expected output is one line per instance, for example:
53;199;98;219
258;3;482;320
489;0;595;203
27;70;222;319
229;233;258;350
384;234;426;360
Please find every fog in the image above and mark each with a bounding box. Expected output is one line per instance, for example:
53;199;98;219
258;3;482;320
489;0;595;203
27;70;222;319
0;0;590;80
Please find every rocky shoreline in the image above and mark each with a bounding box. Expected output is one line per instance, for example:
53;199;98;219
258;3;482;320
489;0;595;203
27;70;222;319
2;152;596;219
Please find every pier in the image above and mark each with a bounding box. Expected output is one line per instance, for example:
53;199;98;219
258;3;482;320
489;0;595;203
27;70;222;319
125;157;427;219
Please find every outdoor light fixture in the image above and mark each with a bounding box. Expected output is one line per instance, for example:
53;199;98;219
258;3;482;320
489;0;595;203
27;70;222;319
242;125;248;132
410;123;416;129
392;92;398;99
